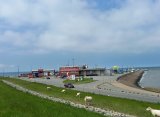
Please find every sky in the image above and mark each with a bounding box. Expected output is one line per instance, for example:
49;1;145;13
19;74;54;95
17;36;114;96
0;0;160;72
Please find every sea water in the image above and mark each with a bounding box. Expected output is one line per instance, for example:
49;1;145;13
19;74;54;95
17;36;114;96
139;67;160;89
0;72;28;77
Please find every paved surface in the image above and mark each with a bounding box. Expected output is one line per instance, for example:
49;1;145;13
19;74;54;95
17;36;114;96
20;75;160;103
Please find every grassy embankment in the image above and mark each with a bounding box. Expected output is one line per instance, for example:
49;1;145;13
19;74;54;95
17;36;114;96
1;77;159;117
0;79;105;117
63;77;96;84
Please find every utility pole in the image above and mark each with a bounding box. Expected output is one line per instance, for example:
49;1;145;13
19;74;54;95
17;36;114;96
3;68;5;78
72;58;75;67
30;65;32;72
66;60;70;66
17;66;19;77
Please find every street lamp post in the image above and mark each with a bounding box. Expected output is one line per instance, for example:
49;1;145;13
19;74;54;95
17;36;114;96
72;58;75;67
3;68;5;78
17;66;19;77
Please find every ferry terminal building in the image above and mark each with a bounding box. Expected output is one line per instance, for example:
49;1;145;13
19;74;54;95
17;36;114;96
59;66;111;77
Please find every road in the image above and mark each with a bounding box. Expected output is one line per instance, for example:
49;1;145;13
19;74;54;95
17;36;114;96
20;75;160;103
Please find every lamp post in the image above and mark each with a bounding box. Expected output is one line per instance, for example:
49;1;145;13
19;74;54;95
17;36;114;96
3;68;5;78
17;66;19;77
72;58;75;67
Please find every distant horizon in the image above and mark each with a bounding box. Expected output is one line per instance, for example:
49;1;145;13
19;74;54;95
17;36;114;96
0;65;160;73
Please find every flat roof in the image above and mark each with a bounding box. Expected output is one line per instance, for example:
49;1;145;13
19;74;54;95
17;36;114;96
80;68;106;71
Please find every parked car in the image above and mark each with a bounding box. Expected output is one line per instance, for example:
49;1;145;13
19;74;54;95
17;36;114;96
64;83;74;88
46;77;50;79
61;75;67;79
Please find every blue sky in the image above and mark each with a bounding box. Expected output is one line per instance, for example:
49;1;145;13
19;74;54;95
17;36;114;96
0;0;160;72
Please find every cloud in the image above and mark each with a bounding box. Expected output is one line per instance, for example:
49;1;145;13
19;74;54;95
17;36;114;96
0;0;160;54
0;64;15;69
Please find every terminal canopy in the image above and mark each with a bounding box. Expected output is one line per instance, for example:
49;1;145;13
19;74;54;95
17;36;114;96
112;66;119;70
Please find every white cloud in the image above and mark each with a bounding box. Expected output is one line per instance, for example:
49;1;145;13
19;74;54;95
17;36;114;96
0;0;160;54
0;64;15;69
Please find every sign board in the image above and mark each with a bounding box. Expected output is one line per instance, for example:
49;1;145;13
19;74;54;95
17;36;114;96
60;67;79;72
70;75;75;80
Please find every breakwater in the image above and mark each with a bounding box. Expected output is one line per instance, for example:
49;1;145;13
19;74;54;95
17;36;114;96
117;70;144;89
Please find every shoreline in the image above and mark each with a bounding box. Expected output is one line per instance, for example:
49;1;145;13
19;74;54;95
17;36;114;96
117;70;144;89
117;70;160;93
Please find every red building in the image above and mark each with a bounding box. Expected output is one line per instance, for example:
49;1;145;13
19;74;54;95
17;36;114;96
59;66;80;77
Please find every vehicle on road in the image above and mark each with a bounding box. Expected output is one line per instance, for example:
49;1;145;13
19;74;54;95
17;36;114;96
46;77;50;79
64;83;74;88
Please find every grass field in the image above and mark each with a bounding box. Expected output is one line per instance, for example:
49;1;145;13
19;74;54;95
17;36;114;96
0;80;105;117
63;77;95;84
1;77;159;117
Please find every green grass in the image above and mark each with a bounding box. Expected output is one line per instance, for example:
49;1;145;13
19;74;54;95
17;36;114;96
63;77;96;84
1;77;160;117
0;80;105;117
